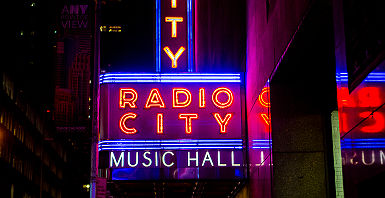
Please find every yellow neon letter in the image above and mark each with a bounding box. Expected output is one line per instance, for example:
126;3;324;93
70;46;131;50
199;88;206;108
179;113;198;134
145;88;166;108
173;88;192;108
165;17;183;37
171;0;177;8
212;87;234;109
119;112;137;134
119;88;138;108
213;113;233;133
163;46;185;68
157;113;164;134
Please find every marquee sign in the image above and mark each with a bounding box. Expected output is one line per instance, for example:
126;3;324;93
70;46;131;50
98;73;245;180
97;0;246;181
157;0;193;72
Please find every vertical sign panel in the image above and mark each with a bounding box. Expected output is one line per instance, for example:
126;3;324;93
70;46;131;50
160;0;189;72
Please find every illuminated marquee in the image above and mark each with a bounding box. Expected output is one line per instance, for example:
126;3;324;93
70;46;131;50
100;73;242;140
99;73;245;179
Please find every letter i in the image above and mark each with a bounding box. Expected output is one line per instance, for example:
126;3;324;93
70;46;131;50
157;113;164;134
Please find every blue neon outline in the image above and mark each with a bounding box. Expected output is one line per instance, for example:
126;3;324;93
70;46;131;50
336;72;385;83
99;73;241;84
98;139;244;151
187;0;193;72
156;0;161;72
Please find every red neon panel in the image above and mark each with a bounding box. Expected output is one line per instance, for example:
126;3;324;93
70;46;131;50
359;112;385;133
357;87;381;107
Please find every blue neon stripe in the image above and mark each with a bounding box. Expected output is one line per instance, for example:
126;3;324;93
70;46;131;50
187;0;193;72
99;73;241;84
336;72;385;83
98;139;244;151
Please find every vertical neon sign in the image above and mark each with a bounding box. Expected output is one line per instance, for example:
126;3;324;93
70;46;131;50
157;0;193;72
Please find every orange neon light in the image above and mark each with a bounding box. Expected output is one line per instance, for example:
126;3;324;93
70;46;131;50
119;88;138;108
173;88;192;108
119;112;137;134
212;87;234;109
199;88;206;108
157;113;164;134
145;88;166;108
165;17;183;37
171;0;177;8
258;87;270;108
163;46;185;68
213;113;233;133
178;113;198;134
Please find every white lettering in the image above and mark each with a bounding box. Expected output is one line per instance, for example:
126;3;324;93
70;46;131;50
362;151;375;166
188;151;198;167
231;151;240;167
162;151;175;167
142;152;152;167
110;152;124;167
217;151;226;167
128;152;139;167
380;150;385;165
155;151;159;167
202;151;214;166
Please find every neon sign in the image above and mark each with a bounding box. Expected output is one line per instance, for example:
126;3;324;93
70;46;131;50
338;86;385;134
158;0;192;72
99;74;245;179
100;76;242;139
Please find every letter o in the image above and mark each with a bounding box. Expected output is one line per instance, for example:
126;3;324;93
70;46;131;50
212;87;234;109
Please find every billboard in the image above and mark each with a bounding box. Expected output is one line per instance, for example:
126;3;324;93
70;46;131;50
98;73;246;180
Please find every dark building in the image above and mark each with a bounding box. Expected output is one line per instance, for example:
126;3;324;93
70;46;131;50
4;0;91;197
0;73;68;197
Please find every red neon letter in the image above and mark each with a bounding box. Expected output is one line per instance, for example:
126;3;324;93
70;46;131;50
163;46;185;68
173;88;192;108
145;88;166;108
258;87;270;108
119;112;137;134
358;87;381;107
157;113;164;134
213;113;233;134
212;87;234;109
359;112;385;133
119;88;138;108
179;113;198;134
165;17;183;38
199;88;206;108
